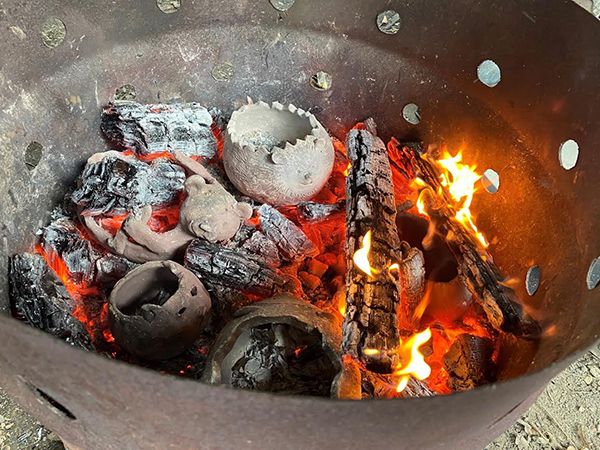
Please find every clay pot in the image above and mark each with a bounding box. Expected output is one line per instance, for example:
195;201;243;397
109;260;211;360
223;101;335;206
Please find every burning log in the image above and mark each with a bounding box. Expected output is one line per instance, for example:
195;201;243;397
9;253;92;349
71;151;185;217
297;200;345;222
109;261;212;360
184;239;290;298
203;295;350;397
443;334;496;391
101;101;217;158
389;140;541;339
343;122;425;373
258;204;318;261
361;367;434;399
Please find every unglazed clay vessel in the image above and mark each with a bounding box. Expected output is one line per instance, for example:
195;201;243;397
108;260;211;360
223;101;335;206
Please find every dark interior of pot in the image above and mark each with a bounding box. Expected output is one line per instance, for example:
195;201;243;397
1;1;600;449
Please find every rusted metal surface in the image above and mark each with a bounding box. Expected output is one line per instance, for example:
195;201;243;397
0;0;599;448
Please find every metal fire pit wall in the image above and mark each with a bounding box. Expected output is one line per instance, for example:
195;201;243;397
0;0;599;449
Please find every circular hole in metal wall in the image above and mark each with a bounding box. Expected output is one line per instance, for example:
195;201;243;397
24;142;43;171
402;103;421;125
310;71;333;91
115;84;137;101
525;265;541;296
157;0;181;14
212;62;235;82
481;168;500;193
376;10;401;35
41;17;66;48
558;139;579;170
587;257;600;290
477;60;501;87
270;0;295;12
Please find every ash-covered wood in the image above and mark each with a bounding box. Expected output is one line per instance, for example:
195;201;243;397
297;200;345;222
71;151;185;217
258;204;318;261
444;334;496;391
184;238;290;298
389;140;541;339
40;217;101;284
342;125;403;373
9;253;92;349
41;216;133;287
101;101;217;158
228;225;281;267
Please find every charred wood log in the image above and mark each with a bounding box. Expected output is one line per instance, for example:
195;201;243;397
389;140;541;339
228;224;281;267
342;124;404;373
40;216;134;288
361;367;434;399
297;200;345;222
101;101;217;158
9;253;92;349
71;151;185;217
443;334;496;391
184;239;290;298
258;204;318;261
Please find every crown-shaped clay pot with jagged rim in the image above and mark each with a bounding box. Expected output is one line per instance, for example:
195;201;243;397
223;100;335;206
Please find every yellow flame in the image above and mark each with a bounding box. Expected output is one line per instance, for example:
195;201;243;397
343;163;352;177
394;328;432;393
437;152;489;248
416;190;429;216
353;230;379;278
363;348;381;356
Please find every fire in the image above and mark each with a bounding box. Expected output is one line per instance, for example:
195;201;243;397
343;163;351;177
353;230;379;278
435;151;489;248
394;328;432;393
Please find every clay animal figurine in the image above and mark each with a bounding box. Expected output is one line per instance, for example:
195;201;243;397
84;152;252;263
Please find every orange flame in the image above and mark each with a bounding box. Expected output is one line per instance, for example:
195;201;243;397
394;328;432;392
353;231;379;278
435;151;489;248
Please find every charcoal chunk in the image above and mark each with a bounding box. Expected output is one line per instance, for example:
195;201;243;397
71;153;185;216
40;217;101;284
258;204;318;261
184;239;289;297
444;334;496;391
40;217;133;287
229;225;281;267
101;101;217;157
9;253;92;349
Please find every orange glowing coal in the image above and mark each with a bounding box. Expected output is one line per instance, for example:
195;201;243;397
394;328;432;393
353;230;379;278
